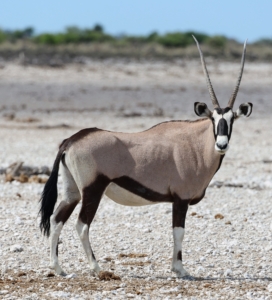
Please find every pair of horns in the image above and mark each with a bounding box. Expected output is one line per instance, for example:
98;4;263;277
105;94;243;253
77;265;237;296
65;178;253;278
192;35;247;108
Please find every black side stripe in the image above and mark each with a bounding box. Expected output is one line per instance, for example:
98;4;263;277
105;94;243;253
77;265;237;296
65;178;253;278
112;176;172;203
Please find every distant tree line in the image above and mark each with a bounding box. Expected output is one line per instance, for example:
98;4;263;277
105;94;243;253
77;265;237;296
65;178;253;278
0;24;250;49
0;24;270;58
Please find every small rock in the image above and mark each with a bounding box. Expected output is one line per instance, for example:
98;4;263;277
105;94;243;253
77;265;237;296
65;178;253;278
57;282;64;287
267;283;272;292
0;290;9;295
65;273;77;279
196;266;205;274
243;272;250;278
48;291;70;298
265;245;272;251
224;269;233;277
145;277;151;281
15;217;23;225
10;244;23;252
225;221;232;225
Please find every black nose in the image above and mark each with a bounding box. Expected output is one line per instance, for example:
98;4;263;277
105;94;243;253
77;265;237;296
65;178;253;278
216;143;228;150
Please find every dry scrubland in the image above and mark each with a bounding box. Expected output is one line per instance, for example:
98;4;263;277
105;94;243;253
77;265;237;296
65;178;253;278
2;41;272;64
0;59;271;299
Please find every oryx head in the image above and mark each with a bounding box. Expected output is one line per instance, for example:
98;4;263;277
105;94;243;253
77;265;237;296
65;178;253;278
193;36;253;155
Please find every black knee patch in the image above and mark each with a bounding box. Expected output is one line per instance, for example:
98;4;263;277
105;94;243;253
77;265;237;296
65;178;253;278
177;251;182;261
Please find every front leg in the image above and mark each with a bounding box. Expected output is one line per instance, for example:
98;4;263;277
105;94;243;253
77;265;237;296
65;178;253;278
171;198;190;277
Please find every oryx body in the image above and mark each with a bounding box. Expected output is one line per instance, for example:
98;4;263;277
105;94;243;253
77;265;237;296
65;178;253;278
39;37;253;278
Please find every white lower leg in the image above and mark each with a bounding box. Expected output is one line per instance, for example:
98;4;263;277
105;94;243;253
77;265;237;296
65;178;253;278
76;219;100;273
49;217;66;275
171;227;189;277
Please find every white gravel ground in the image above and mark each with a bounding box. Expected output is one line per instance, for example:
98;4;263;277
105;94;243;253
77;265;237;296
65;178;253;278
0;61;271;299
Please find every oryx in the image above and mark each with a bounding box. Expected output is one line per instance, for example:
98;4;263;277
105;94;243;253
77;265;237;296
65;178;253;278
39;37;253;277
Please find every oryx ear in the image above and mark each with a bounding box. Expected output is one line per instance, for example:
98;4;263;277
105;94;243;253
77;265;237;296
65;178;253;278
194;102;212;118
235;102;253;118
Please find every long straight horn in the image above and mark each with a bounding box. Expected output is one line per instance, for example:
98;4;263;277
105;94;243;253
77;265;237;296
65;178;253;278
228;40;247;108
192;35;220;108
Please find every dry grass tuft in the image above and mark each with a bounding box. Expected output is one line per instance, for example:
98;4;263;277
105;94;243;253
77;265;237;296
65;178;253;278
28;175;48;184
118;253;147;259
98;271;121;281
214;213;224;219
104;257;112;262
16;117;40;123
4;162;49;184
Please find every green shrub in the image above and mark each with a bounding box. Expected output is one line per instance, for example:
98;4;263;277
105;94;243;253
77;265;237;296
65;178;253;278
157;31;209;48
183;31;209;43
206;35;226;48
34;27;114;45
0;30;6;43
2;25;230;50
93;24;104;32
34;33;64;45
146;31;159;42
158;32;191;47
254;38;272;46
82;30;113;43
5;27;34;41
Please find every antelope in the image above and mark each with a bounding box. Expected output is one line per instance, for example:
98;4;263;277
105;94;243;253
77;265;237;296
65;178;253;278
39;37;253;278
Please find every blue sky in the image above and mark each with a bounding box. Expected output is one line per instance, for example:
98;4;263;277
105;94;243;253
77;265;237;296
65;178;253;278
0;1;270;42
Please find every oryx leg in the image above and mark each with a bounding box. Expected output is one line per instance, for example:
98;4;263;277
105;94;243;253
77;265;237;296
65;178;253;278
76;175;110;274
49;164;80;276
171;198;190;277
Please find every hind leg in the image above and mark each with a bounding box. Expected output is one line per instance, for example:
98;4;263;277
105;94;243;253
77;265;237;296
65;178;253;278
49;164;80;275
76;175;110;274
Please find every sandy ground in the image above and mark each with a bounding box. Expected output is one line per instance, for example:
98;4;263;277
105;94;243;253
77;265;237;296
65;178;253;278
0;60;271;299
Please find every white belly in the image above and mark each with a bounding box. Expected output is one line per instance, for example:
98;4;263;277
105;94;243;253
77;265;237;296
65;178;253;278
105;182;159;206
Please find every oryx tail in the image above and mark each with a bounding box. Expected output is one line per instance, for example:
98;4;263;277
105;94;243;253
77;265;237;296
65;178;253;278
39;144;66;237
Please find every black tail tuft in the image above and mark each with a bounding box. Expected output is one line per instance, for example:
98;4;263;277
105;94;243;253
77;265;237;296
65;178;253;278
39;151;63;237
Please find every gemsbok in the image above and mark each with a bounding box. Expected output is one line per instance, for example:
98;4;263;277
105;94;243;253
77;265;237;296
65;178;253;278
39;36;253;277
